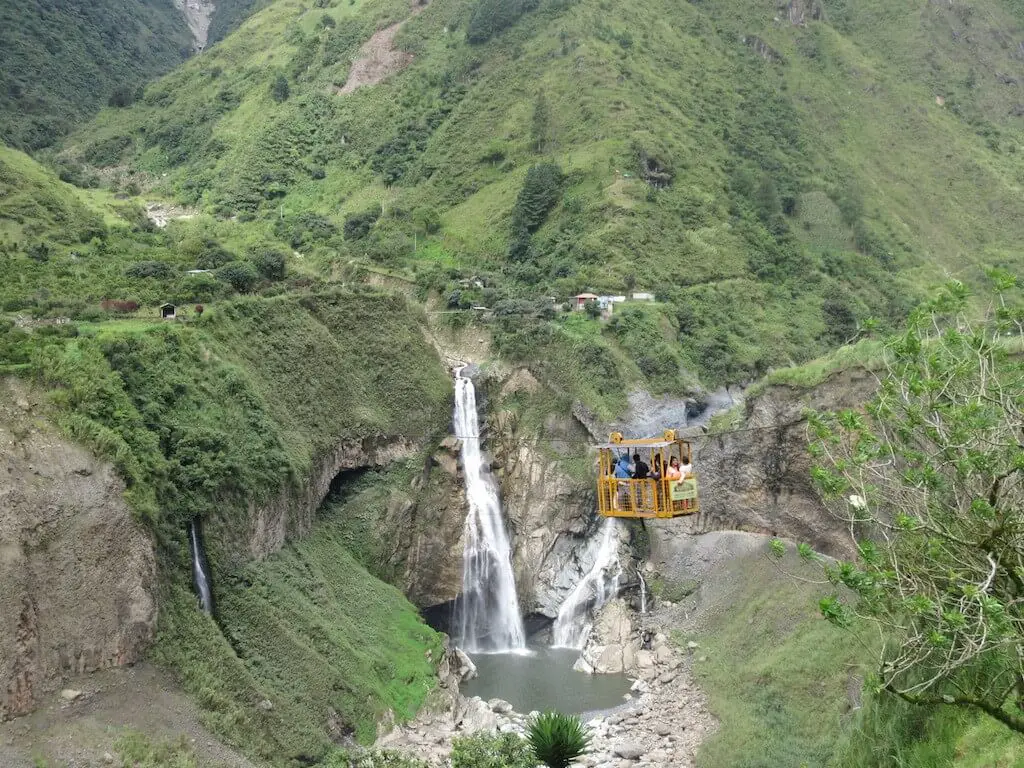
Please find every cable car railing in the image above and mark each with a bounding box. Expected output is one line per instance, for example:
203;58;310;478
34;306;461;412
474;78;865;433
596;430;700;519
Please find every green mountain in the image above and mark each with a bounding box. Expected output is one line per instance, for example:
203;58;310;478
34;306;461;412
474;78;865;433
0;0;195;149
0;0;276;150
35;0;1022;395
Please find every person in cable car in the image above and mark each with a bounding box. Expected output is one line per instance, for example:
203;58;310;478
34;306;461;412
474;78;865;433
631;452;649;479
666;456;682;481
613;453;632;510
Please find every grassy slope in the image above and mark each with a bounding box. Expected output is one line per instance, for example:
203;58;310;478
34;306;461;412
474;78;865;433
0;0;192;149
52;0;1024;392
688;549;1024;768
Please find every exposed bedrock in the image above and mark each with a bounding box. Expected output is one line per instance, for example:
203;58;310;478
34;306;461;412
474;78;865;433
0;379;157;721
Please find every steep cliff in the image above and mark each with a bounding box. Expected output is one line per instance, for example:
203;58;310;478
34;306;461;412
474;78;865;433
0;379;157;721
675;367;877;557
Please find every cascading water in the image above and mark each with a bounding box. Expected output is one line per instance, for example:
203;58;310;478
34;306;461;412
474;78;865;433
637;569;648;615
551;519;623;649
188;519;214;615
453;367;526;653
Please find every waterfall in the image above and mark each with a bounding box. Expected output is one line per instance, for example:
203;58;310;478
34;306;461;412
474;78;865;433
551;519;622;649
188;519;214;615
637;569;648;615
453;367;526;653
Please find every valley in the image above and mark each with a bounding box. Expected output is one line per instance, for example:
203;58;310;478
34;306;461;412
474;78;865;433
1;0;1023;766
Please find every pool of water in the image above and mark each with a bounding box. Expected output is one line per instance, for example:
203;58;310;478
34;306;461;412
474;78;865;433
461;646;631;715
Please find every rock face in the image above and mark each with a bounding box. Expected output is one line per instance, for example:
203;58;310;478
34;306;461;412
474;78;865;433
221;435;420;567
674;368;876;558
487;376;598;618
0;379;158;721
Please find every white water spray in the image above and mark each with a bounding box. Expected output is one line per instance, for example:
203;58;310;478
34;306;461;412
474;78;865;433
551;519;622;649
637;569;648;615
453;367;526;653
188;519;214;615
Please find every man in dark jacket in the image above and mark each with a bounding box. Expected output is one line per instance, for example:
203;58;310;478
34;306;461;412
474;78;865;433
632;453;649;479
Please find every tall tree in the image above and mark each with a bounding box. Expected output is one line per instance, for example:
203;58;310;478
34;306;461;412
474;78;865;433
782;275;1024;732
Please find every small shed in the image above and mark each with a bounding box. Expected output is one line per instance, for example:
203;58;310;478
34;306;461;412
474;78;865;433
631;292;656;302
573;292;599;311
160;303;177;320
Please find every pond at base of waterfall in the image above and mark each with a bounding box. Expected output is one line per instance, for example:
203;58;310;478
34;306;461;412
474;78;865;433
461;646;631;715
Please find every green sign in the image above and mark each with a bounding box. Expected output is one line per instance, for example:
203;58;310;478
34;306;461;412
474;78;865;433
670;478;698;502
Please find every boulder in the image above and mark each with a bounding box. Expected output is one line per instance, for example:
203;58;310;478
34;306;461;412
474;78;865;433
488;698;513;714
454;648;478;681
573;656;594;674
595;600;632;646
613;743;645;760
595;644;624;674
457;696;498;733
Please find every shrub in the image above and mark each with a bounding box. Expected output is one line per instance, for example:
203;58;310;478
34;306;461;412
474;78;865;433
25;242;50;262
216;261;259;293
271;73;290;103
125;260;173;279
527;711;591;768
82;134;133;167
251;249;287;280
450;732;534;768
413;206;441;235
274;213;338;249
185;238;235;270
344;208;381;241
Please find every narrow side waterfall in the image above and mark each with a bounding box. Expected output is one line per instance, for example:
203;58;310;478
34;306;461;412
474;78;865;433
453;367;526;653
552;519;622;649
188;519;214;615
637;569;648;615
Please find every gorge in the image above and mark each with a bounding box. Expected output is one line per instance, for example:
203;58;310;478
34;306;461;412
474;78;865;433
2;0;1023;763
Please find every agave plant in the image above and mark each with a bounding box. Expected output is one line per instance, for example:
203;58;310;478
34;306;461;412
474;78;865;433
526;711;592;768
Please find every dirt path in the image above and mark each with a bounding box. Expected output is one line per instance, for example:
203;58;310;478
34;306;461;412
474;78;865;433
0;664;254;768
336;0;429;94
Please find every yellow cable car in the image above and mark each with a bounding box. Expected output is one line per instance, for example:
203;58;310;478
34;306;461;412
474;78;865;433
597;430;699;518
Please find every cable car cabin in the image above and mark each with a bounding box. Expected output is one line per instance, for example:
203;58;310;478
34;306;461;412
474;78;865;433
597;430;699;518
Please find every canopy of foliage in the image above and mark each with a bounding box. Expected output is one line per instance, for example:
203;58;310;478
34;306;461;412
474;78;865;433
791;275;1024;732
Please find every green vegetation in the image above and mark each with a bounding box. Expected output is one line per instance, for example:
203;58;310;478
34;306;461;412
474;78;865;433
693;544;1024;765
154;512;441;763
0;0;192;149
113;731;200;768
450;732;534;768
40;0;1022;396
799;278;1024;732
690;549;872;767
526;712;591;768
14;292;450;763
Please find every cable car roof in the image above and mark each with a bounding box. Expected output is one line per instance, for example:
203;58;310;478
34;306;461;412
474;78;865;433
597;439;679;449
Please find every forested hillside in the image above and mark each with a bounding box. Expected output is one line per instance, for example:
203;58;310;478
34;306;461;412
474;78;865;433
37;0;1024;394
0;0;194;149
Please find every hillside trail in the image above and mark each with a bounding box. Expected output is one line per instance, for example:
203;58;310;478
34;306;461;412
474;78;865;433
336;0;429;94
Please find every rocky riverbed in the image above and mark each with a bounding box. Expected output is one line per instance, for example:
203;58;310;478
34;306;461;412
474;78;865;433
377;613;716;767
